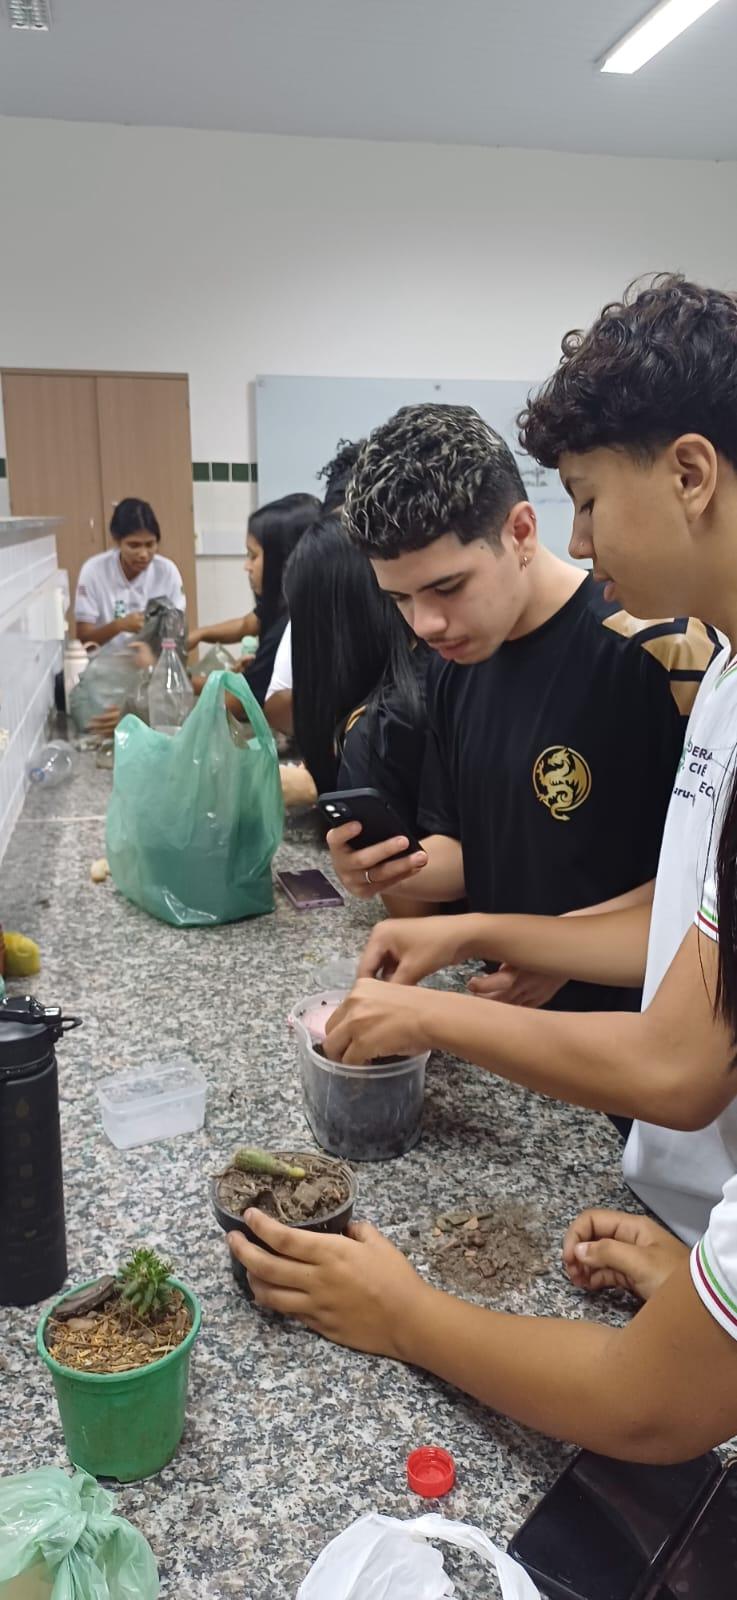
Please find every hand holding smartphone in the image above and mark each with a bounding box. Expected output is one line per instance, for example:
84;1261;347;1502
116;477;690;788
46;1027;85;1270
318;788;423;858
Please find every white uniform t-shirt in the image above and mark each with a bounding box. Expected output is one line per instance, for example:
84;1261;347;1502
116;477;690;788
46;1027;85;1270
75;549;186;649
266;619;293;699
623;651;737;1243
691;1171;737;1341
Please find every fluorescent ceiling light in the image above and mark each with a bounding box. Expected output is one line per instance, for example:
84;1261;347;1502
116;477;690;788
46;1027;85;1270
8;0;51;27
600;0;724;73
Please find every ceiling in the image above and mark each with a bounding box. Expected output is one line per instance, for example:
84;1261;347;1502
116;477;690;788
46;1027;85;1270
0;0;736;160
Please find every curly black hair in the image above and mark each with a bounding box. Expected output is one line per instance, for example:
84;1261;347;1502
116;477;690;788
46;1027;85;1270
318;438;366;512
343;404;526;559
518;274;737;471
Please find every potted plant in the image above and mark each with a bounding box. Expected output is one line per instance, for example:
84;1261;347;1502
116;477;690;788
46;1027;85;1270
211;1146;357;1296
37;1246;202;1482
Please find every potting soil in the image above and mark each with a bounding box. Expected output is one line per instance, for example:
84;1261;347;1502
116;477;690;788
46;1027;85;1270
47;1287;191;1374
216;1151;350;1224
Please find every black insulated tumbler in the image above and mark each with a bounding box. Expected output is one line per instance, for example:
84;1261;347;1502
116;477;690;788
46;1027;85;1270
0;996;82;1307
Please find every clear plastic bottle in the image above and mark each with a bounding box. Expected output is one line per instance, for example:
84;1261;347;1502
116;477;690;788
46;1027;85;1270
27;741;77;788
147;639;194;735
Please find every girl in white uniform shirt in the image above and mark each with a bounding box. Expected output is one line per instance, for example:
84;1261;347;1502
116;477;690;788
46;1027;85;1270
75;498;186;647
229;277;737;1463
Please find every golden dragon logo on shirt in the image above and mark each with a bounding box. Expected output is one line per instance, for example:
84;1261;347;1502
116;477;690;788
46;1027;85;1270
532;746;592;822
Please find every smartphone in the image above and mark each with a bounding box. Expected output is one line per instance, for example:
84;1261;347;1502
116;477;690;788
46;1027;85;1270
318;788;423;857
507;1449;722;1600
648;1458;737;1599
276;868;345;911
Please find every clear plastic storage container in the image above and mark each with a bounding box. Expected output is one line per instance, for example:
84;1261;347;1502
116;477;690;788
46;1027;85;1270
291;990;429;1161
96;1058;206;1149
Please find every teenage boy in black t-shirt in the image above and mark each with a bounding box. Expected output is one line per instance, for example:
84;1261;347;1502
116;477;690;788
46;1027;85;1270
328;403;719;1015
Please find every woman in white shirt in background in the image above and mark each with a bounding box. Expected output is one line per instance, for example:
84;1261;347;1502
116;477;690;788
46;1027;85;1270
75;498;186;647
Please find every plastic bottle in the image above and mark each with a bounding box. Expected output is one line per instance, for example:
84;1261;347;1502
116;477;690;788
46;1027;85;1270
63;639;91;710
148;638;194;735
27;741;77;787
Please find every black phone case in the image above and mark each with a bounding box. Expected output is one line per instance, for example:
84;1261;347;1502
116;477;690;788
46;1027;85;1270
318;788;422;857
507;1449;723;1600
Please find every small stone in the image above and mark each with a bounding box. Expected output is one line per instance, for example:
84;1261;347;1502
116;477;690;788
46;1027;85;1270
464;1216;479;1231
90;857;110;883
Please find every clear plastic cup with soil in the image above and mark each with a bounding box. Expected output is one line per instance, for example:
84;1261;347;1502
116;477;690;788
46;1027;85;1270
290;990;429;1161
211;1146;357;1297
37;1246;202;1482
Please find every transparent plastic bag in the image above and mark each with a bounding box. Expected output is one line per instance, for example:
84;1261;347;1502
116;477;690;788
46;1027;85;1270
68;644;143;733
0;1466;159;1599
197;644;236;676
296;1512;541;1600
106;670;284;926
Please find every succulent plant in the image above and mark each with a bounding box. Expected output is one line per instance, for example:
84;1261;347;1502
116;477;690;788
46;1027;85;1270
116;1246;174;1319
233;1147;306;1180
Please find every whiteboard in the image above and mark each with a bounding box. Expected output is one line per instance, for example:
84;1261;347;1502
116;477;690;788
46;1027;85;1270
255;375;575;562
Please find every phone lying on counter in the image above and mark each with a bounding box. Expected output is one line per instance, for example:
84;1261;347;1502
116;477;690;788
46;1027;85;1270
318;787;423;857
275;868;345;911
507;1447;723;1600
647;1457;737;1599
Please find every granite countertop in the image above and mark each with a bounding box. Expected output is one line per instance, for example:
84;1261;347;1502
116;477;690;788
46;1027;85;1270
0;750;638;1598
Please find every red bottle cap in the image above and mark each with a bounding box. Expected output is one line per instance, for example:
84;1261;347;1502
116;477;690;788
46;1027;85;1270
407;1445;456;1498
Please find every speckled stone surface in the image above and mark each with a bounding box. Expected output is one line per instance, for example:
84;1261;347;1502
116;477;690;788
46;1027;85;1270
1;752;647;1597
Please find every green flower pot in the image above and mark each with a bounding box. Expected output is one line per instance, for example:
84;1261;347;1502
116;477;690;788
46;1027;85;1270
36;1276;202;1482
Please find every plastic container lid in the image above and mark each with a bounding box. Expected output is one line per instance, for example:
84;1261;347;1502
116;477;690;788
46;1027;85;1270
407;1445;456;1498
96;1058;205;1111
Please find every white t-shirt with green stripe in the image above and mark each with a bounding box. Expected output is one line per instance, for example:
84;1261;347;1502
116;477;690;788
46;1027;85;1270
623;648;737;1245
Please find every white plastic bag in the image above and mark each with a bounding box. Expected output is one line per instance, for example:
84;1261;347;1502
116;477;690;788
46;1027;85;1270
296;1512;541;1599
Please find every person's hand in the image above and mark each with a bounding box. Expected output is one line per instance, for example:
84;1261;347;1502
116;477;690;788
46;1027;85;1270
186;627;202;652
467;964;565;1008
324;978;434;1064
280;763;317;808
228;1211;429;1357
326;820;427;901
358;915;472;985
88;705;122;736
191;674;206;699
562;1209;688;1300
118;611;145;635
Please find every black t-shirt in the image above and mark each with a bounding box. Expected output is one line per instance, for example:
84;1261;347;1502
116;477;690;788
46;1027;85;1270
337;666;429;839
419;576;721;1012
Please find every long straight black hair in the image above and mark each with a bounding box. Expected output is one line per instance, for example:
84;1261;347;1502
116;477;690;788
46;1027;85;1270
249;493;321;636
284;514;424;796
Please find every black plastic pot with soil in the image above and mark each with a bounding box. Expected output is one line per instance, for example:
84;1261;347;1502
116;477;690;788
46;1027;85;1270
211;1146;357;1297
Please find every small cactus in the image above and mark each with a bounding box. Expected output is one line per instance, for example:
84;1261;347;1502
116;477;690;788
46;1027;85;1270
116;1246;174;1319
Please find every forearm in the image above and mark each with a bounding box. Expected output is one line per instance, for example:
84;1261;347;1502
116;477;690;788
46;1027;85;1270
390;835;465;903
265;689;293;734
420;987;704;1125
197;614;255;646
400;1268;704;1462
458;903;650;988
77;619;119;646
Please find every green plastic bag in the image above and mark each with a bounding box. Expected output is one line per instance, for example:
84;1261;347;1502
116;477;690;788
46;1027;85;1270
0;1467;158;1599
106;670;283;926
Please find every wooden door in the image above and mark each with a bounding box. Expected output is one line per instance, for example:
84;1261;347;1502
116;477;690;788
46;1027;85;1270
96;375;198;628
2;371;106;627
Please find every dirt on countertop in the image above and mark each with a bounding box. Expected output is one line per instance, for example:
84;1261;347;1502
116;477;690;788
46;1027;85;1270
420;1198;547;1295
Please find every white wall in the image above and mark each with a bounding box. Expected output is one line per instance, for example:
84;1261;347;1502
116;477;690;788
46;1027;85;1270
0;117;736;615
